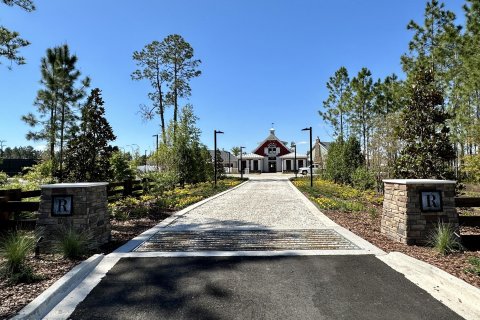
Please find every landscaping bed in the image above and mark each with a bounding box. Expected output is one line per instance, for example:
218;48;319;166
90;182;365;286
0;213;170;320
293;177;480;289
0;178;244;319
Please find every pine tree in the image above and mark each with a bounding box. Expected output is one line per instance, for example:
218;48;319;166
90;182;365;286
0;0;35;69
64;88;116;182
22;44;89;180
162;34;201;139
319;66;351;138
349;67;374;166
401;0;461;91
395;66;455;179
456;0;480;154
132;41;169;144
168;104;211;185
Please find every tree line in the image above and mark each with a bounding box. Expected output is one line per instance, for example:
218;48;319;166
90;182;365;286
2;1;214;185
319;0;480;186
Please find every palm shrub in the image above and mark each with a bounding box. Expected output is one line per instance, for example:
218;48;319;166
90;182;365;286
55;227;91;260
429;221;462;255
0;231;38;283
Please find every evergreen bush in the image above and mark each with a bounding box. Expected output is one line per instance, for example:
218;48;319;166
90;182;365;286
324;136;364;185
352;167;376;191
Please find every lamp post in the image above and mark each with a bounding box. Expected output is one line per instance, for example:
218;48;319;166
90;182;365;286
302;127;313;187
214;130;224;187
144;149;147;173
152;134;159;171
227;151;231;174
239;146;245;180
292;143;297;178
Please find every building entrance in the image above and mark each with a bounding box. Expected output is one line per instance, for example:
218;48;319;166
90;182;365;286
268;161;276;172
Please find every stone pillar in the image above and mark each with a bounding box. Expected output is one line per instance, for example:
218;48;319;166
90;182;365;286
381;179;458;245
35;182;110;252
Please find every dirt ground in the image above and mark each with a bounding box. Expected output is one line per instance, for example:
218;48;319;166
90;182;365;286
324;208;480;288
0;210;172;319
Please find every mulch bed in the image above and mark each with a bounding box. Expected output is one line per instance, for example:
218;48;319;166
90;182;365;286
323;208;480;288
0;210;173;319
0;257;79;319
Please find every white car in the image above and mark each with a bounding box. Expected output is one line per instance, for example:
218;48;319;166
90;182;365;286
298;164;319;175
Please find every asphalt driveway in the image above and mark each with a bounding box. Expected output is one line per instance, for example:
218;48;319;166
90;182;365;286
69;255;461;320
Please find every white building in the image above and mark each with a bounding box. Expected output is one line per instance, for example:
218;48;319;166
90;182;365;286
310;137;330;169
238;128;308;173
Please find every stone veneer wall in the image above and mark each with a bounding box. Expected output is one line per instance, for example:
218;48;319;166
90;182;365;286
381;179;458;245
36;183;110;252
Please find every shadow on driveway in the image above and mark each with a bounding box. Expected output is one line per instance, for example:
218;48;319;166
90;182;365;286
70;255;461;320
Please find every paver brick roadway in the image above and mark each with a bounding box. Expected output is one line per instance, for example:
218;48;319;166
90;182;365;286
169;178;326;229
59;175;465;320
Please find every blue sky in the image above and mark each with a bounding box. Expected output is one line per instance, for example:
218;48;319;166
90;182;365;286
0;0;465;155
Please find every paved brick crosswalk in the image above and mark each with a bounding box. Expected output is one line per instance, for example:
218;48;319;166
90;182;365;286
135;229;359;252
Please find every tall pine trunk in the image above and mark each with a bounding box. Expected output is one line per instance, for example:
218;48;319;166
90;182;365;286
155;64;167;144
173;62;178;140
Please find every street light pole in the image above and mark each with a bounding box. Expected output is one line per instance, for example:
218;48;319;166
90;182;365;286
293;143;297;178
302;127;313;187
153;134;159;171
144;149;147;173
214;130;224;187
228;151;231;174
240;146;245;180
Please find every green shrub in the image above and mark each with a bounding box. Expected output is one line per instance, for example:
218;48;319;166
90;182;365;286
463;155;480;183
55;227;91;260
143;171;178;194
110;151;135;182
23;160;54;185
0;231;39;283
109;196;151;220
324;136;364;185
0;171;8;185
341;201;365;212
429;221;462;255
352;167;376;191
466;257;480;276
368;207;379;219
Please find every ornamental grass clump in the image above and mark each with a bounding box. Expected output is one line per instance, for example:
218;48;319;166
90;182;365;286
55;227;91;260
0;231;39;283
429;221;462;255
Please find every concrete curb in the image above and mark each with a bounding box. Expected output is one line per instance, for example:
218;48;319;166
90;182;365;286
378;252;480;320
12;253;104;320
113;179;250;253
45;256;120;319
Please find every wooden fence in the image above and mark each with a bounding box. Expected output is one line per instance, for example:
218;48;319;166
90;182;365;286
0;180;152;231
455;196;480;249
455;197;480;227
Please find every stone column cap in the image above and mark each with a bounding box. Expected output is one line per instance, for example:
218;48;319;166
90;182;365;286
382;179;456;185
40;182;109;188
